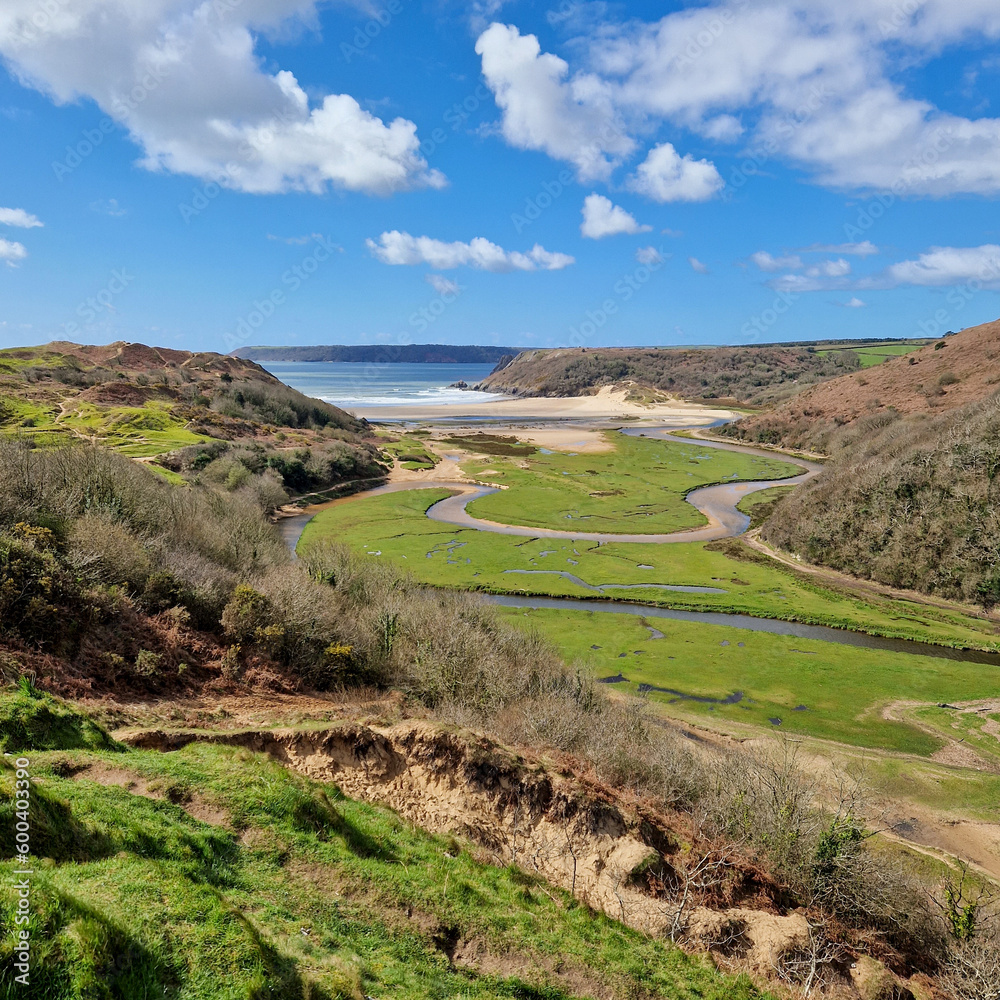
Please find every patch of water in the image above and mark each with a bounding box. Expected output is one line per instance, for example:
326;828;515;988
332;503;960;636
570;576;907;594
484;595;1000;665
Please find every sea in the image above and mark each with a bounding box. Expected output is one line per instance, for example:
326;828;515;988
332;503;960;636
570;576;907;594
260;362;506;409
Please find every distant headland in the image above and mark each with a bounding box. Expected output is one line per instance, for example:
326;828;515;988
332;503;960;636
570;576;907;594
230;344;522;364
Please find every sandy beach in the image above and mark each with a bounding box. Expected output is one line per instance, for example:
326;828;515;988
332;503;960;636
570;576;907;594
348;385;740;424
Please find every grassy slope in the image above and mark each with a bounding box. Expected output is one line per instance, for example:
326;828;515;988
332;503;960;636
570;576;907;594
462;433;802;534
0;692;769;1000
0;342;365;462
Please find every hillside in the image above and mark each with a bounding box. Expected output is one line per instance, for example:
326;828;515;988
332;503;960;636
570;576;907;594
475;346;866;406
724;322;996;452
233;344;521;364
718;319;1000;609
0;340;386;497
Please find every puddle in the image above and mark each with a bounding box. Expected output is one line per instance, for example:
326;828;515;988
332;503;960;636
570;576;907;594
598;674;628;684
637;685;745;706
769;718;783;726
502;570;726;595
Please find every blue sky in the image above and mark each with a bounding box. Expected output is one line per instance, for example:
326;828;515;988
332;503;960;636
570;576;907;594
1;0;1000;353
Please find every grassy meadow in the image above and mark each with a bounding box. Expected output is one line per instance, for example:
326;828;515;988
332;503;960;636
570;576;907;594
298;433;1000;756
493;606;1000;755
461;432;803;533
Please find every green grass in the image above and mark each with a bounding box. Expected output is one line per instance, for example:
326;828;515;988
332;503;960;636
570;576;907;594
864;755;1000;821
735;485;797;530
816;344;925;368
910;705;1000;768
493;607;1000;755
0;697;773;1000
379;434;440;472
299;487;1000;653
461;432;803;534
0;687;123;755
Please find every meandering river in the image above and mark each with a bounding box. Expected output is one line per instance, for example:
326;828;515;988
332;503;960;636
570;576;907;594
277;427;999;665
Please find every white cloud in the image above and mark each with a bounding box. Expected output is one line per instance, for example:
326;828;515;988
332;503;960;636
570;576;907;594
0;1;444;196
800;241;879;256
699;114;744;142
475;22;634;181
426;274;462;295
770;244;1000;292
750;251;804;272
367;231;575;272
843;297;866;308
689;257;709;274
806;258;851;278
484;2;1000;197
90;198;126;217
626;143;723;203
879;245;1000;289
268;232;324;245
0;238;28;265
0;207;42;228
635;246;665;265
580;193;650;239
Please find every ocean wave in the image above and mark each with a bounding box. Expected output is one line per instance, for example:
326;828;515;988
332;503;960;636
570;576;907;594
319;388;507;407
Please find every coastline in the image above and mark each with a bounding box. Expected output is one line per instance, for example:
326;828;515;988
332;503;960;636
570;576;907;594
347;385;740;424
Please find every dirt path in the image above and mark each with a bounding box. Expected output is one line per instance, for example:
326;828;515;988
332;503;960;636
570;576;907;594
744;531;998;624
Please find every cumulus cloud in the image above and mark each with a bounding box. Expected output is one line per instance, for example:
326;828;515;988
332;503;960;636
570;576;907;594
689;257;709;274
635;246;665;265
770;244;1000;292
0;207;42;228
879;245;1000;289
626;143;724;203
426;274;462;295
750;251;804;272
479;3;1000;198
799;241;879;256
580;193;651;239
475;22;636;181
807;258;851;278
367;231;575;272
0;0;444;196
0;238;28;265
842;297;866;308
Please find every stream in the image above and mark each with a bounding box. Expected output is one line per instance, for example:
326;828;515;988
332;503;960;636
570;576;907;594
276;426;1000;666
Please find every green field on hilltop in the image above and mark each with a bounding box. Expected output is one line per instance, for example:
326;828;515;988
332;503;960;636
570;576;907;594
460;432;803;534
493;606;1000;755
298;487;1000;653
0;691;769;1000
816;343;926;368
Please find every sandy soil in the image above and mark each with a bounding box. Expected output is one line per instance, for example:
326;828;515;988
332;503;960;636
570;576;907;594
350;386;739;423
